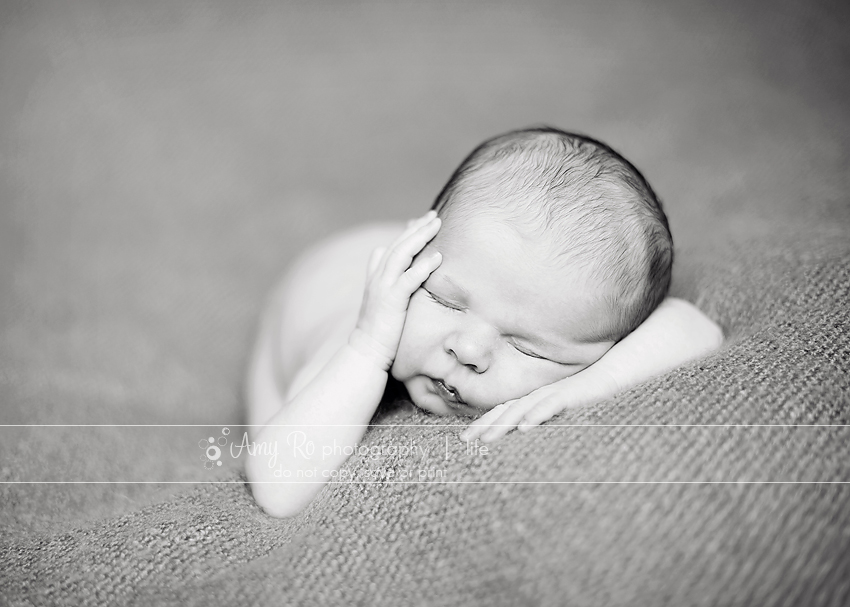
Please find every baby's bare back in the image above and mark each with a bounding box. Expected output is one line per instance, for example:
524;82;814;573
246;222;405;425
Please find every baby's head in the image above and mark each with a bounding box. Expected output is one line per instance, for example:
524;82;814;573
391;127;672;416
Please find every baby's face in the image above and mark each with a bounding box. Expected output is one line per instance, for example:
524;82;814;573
391;211;616;416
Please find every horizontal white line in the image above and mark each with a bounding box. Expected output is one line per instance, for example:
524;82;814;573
2;481;849;485
1;424;847;428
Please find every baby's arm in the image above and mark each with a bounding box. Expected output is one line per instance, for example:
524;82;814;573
460;297;724;443
246;212;442;517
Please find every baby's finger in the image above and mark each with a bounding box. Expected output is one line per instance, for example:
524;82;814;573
406;211;434;229
459;404;510;442
366;247;386;277
479;398;539;443
397;250;441;295
392;210;437;249
517;396;565;430
383;216;441;278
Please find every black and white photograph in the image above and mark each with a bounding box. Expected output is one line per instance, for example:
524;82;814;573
1;1;848;605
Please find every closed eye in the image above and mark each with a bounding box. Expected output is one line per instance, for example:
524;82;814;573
511;341;578;366
424;289;464;311
512;343;548;360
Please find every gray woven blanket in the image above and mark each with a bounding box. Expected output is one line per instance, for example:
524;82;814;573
2;1;848;605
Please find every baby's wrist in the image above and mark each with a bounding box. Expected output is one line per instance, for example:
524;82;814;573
574;360;622;397
348;328;394;372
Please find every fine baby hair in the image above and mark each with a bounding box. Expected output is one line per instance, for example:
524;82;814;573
431;127;673;342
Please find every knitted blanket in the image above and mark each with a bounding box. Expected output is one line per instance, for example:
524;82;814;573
2;1;848;605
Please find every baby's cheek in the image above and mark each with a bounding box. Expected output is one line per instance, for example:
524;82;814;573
390;335;417;381
400;294;438;344
392;303;428;378
486;360;567;404
464;371;527;409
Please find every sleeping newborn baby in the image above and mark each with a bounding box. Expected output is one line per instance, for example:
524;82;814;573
245;127;723;517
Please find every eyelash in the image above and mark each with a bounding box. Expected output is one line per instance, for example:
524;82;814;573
425;289;463;311
513;344;546;359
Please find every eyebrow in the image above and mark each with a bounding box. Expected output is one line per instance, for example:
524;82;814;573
514;333;559;350
432;273;470;298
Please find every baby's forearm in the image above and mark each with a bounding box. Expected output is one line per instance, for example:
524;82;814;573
245;342;387;518
467;298;724;442
588;297;723;392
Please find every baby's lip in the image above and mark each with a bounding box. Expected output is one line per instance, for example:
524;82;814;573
432;378;466;406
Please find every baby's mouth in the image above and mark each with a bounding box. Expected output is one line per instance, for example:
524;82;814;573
433;379;466;406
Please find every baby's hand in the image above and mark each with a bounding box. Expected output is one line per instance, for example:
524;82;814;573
349;210;442;371
458;368;619;443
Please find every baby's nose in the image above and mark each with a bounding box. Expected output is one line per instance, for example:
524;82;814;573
445;326;495;374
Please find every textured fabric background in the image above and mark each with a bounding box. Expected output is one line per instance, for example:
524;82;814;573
1;1;849;605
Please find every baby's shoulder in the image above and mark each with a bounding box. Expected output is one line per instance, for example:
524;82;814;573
268;221;407;398
285;221;403;284
304;221;405;263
